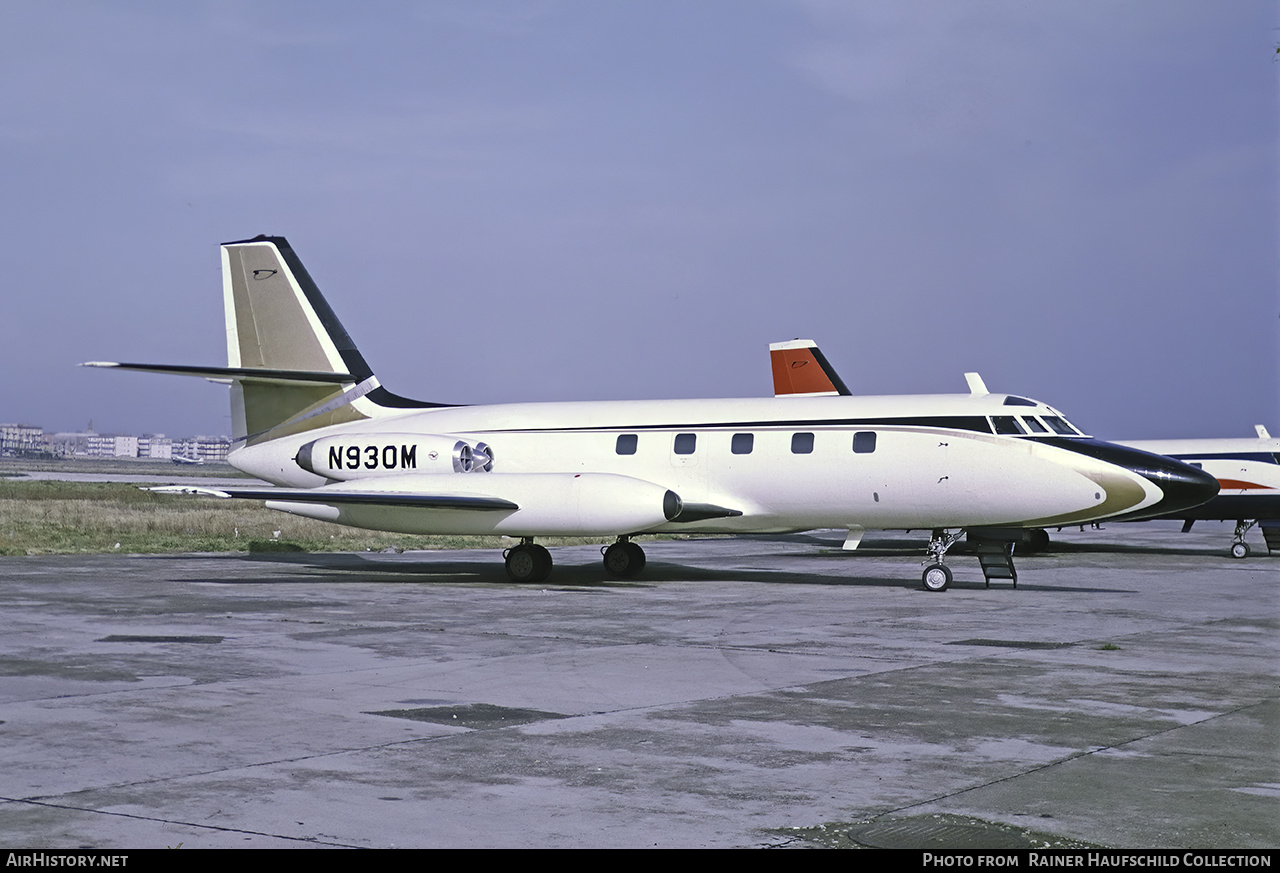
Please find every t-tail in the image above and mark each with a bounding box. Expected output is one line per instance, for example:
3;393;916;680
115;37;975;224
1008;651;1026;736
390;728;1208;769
769;339;850;397
84;235;445;447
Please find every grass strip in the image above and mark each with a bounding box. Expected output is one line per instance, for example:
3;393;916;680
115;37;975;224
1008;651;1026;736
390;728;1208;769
0;479;609;555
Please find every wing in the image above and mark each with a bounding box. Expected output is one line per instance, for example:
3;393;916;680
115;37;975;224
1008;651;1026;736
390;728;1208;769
149;484;517;511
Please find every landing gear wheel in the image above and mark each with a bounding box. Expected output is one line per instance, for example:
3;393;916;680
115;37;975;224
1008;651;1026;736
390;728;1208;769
505;543;553;583
922;563;952;592
1027;528;1051;553
1231;541;1250;559
603;541;646;578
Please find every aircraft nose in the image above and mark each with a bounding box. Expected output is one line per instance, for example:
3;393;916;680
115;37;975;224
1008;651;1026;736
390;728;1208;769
1044;439;1219;522
1110;446;1220;521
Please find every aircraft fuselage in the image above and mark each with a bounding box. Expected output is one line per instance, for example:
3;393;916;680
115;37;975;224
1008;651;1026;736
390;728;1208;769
229;393;1206;538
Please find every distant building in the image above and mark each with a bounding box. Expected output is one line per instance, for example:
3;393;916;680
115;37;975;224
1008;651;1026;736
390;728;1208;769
45;431;139;459
86;434;139;458
138;435;173;460
174;435;230;463
45;431;95;458
13;423;230;462
0;424;45;456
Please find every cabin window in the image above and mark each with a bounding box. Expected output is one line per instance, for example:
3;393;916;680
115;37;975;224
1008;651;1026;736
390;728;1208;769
791;432;814;454
731;433;754;454
991;416;1026;435
1021;416;1049;434
673;433;697;455
853;431;877;453
615;434;638;455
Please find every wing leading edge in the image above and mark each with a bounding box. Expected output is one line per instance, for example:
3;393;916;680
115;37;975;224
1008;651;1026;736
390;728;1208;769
150;485;518;511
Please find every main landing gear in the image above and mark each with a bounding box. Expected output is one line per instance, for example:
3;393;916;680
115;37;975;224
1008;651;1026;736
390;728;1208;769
504;536;649;582
504;538;552;583
602;536;646;578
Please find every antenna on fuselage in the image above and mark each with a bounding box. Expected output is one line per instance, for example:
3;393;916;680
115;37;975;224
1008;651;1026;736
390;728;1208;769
964;372;989;396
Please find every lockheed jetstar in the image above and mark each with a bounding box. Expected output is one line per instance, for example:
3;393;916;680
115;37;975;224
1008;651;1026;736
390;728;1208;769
85;237;1217;590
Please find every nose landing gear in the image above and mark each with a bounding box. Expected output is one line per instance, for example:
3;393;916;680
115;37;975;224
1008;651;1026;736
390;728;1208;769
922;562;953;592
920;528;1024;590
1231;520;1255;559
921;529;963;592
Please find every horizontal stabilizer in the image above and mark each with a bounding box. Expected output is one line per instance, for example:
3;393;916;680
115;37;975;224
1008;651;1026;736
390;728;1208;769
83;362;357;385
149;484;518;511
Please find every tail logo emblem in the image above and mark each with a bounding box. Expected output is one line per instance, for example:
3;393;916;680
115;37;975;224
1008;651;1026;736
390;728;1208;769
252;269;278;280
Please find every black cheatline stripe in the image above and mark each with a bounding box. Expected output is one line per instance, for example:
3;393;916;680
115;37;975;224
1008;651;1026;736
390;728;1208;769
1171;451;1279;465
464;416;997;435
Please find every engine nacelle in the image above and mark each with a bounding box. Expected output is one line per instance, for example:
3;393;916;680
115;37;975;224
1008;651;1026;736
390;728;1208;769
295;434;494;480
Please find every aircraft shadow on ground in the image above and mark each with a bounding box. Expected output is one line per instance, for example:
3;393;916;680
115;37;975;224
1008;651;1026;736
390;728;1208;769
163;548;1136;594
170;549;919;590
754;530;1245;561
1042;540;1239;559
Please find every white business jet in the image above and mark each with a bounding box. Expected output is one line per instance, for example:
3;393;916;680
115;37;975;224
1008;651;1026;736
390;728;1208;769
84;238;1217;590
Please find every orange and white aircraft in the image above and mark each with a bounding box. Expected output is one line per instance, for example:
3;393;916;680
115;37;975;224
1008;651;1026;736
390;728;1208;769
769;340;1276;558
1121;425;1280;558
84;237;1218;590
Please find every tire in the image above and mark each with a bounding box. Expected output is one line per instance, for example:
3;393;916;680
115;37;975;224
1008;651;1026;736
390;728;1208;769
506;544;552;582
922;563;952;592
530;544;553;582
624;542;646;576
604;542;645;578
1231;541;1250;559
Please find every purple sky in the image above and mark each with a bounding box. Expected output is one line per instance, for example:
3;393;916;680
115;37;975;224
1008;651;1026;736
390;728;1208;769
3;1;1276;440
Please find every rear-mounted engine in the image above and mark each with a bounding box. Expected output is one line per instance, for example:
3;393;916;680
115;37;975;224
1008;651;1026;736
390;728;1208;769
294;434;493;480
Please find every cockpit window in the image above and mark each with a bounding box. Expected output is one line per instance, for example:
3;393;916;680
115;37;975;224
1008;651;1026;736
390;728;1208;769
991;416;1026;435
1042;416;1079;436
1002;396;1038;407
1021;416;1049;434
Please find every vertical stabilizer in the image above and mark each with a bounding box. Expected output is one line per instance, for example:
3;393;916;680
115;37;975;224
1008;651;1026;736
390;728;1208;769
221;236;441;445
769;339;851;397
